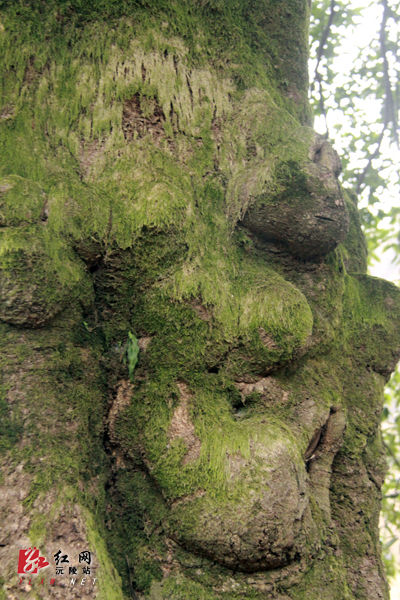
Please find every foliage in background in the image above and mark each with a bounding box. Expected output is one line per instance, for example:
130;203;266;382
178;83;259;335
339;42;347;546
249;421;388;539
309;0;400;581
309;0;399;263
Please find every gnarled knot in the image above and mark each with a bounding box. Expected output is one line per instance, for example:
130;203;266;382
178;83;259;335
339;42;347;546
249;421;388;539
241;133;349;259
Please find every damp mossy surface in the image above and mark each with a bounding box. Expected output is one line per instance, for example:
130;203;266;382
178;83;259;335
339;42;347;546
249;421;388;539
0;2;399;600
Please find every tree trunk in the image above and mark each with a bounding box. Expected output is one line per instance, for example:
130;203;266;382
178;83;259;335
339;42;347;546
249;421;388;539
1;2;399;599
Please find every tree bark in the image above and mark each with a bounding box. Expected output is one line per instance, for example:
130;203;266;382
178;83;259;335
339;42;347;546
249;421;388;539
0;2;399;599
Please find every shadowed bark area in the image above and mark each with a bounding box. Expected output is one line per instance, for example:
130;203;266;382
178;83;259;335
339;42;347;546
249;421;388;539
0;2;400;599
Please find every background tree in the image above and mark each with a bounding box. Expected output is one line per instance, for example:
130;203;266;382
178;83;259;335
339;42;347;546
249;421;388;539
0;2;399;600
310;0;400;260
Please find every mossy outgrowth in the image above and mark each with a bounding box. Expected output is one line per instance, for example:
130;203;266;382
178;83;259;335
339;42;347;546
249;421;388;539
0;2;316;335
0;2;399;600
241;134;349;259
0;225;93;326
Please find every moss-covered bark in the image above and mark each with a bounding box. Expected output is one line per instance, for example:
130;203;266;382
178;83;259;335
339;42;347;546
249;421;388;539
1;2;399;599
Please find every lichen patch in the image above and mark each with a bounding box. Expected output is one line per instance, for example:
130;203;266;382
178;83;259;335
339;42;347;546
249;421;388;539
235;377;289;405
0;104;14;120
138;336;152;352
258;327;278;349
191;300;212;322
168;383;201;465
79;138;106;180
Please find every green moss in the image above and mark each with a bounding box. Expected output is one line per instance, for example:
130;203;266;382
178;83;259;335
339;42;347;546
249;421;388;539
28;513;48;547
104;468;167;595
84;510;125;600
0;0;316;340
148;575;219;600
342;274;400;376
0;225;93;325
0;174;45;226
0;310;107;503
0;0;311;118
341;191;368;274
289;553;353;600
0;384;22;453
0;2;395;598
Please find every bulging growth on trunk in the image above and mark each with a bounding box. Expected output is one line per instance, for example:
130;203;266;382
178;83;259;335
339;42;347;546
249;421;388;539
0;2;399;599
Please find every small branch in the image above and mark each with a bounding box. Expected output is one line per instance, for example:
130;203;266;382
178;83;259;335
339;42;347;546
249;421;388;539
379;0;399;146
355;125;386;194
313;0;336;82
383;440;400;469
315;73;329;135
356;0;399;194
310;0;336;135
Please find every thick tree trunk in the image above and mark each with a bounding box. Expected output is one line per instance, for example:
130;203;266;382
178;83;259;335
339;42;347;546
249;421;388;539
1;2;399;599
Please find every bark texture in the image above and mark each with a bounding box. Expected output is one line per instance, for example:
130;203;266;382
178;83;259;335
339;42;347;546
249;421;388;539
0;2;400;599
